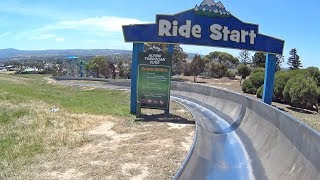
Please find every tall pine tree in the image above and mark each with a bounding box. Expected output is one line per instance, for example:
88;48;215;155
287;48;302;70
190;55;205;82
238;50;251;65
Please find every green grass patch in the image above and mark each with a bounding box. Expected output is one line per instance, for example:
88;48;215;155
0;74;133;176
0;107;29;124
0;74;132;117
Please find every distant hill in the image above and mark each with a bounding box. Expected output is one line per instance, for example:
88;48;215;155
0;48;132;59
0;48;204;61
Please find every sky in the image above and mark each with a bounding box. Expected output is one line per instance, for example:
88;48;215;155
0;0;319;67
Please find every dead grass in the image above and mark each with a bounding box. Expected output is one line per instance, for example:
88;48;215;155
11;101;194;180
0;100;111;179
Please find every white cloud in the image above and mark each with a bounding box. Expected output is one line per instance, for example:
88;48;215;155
32;34;56;40
37;16;149;36
88;40;97;43
31;33;64;42
55;37;65;42
0;32;11;39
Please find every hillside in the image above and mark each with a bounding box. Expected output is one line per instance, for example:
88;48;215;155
0;48;203;60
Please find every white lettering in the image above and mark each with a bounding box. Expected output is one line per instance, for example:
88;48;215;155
158;20;256;45
158;20;172;36
172;21;178;36
230;30;240;43
241;30;249;43
249;30;257;44
192;25;202;38
222;26;230;41
210;24;223;40
178;20;192;38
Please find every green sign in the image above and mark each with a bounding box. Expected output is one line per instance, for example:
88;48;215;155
137;50;172;110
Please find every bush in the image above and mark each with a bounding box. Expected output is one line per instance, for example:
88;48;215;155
206;62;228;78
237;64;251;79
225;70;236;78
251;68;265;75
283;75;319;110
249;72;265;89
274;71;291;102
242;79;257;94
256;85;263;98
306;67;320;86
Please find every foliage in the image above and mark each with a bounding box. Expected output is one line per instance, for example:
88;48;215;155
190;55;205;82
183;63;192;76
242;79;257;94
287;48;302;70
249;72;265;89
252;52;266;68
238;50;251;65
204;62;228;78
251;68;265;74
256;85;264;98
283;75;319;110
85;56;115;79
237;64;251;80
306;66;320;86
172;45;188;64
225;70;236;78
204;51;239;68
172;61;186;75
274;71;291;101
118;60;131;79
276;55;284;71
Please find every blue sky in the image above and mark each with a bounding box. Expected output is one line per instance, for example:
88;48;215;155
0;0;319;67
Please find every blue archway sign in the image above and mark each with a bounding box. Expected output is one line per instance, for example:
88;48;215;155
123;0;285;114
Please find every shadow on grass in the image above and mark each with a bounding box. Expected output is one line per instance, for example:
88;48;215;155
287;106;317;114
135;114;195;125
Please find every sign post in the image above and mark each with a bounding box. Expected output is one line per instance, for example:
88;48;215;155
130;43;144;114
262;54;277;104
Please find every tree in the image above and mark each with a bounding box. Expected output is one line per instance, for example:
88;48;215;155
252;52;266;68
306;67;320;86
105;61;116;79
85;56;108;78
145;43;187;75
276;55;284;71
237;63;251;85
204;62;227;78
238;50;251;65
204;51;239;68
190;55;205;82
287;48;302;70
172;45;188;75
118;60;131;79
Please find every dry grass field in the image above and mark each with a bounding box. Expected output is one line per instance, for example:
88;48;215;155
0;74;194;179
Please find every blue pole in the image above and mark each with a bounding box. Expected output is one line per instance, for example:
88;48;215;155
130;43;144;114
262;53;277;105
168;44;174;54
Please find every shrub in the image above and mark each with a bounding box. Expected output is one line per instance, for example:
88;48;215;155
237;64;251;79
249;72;265;89
274;71;291;102
242;79;257;94
283;75;319;110
225;70;236;78
206;62;228;78
306;67;320;86
251;68;265;75
256;85;263;98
